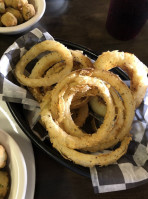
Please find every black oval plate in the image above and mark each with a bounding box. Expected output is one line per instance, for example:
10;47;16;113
7;40;129;178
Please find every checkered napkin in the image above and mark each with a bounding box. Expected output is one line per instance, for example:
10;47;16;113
0;28;148;193
90;90;148;193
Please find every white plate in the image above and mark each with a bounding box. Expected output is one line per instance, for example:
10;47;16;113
0;129;27;199
0;0;46;35
0;101;35;199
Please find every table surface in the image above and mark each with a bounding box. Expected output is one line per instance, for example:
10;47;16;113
0;0;148;198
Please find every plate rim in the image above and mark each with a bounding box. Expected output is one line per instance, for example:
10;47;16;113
0;101;36;199
0;128;27;199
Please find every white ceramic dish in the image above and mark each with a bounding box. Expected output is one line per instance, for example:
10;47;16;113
0;0;46;35
0;101;35;199
0;128;27;199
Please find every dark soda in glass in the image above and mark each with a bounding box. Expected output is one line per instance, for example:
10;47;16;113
106;0;148;40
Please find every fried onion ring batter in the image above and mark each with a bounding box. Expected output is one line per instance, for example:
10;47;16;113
40;68;135;167
15;40;73;87
94;50;148;108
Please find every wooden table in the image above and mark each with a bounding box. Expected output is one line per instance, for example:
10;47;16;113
0;0;148;198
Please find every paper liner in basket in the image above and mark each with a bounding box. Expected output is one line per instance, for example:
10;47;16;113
0;27;148;193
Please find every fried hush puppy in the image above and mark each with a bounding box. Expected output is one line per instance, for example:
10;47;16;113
6;6;23;23
11;0;28;10
0;171;9;199
0;145;7;169
0;0;35;27
4;0;28;10
1;11;17;26
0;0;5;14
0;14;3;26
0;145;9;198
22;3;35;20
4;0;12;7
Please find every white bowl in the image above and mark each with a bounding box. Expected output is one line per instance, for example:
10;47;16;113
0;0;46;35
0;129;27;199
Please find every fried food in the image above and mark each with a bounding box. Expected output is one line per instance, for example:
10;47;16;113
70;50;93;70
84;86;125;152
15;40;73;87
0;14;3;26
1;11;17;26
94;50;148;108
0;0;35;27
0;171;9;198
6;7;23;23
14;40;147;167
11;0;28;10
51;134;131;167
27;48;93;103
40;83;132;167
72;104;89;127
28;52;64;102
22;3;35;20
0;0;5;14
89;96;107;117
4;0;12;7
39;68;135;167
0;145;7;169
42;69;135;150
0;145;9;198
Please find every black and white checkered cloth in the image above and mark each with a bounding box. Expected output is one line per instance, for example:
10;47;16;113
0;28;148;193
0;27;53;108
90;91;148;193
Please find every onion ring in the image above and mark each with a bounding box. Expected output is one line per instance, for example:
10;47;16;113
72;104;89;127
57;82;115;139
50;71;116;145
66;69;135;149
94;50;148;108
28;49;93;102
84;87;125;152
14;40;146;168
43;69;135;151
40;93;131;167
50;134;131;167
89;96;107;117
29;52;62;79
28;52;63;102
15;40;73;87
70;50;94;69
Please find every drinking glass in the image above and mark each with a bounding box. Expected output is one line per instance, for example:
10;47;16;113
106;0;148;40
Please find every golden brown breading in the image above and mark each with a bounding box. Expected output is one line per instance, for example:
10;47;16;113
4;0;12;7
0;145;7;169
6;7;23;23
0;0;5;14
0;171;9;198
22;3;35;20
11;0;28;10
0;14;3;26
1;11;17;26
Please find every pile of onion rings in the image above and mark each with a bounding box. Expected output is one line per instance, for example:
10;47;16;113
15;40;148;167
